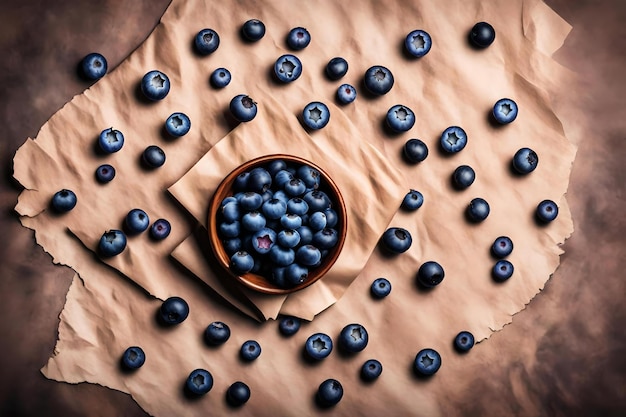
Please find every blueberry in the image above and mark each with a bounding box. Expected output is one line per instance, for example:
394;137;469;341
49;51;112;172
316;379;343;407
269;245;295;267
222;238;242;256
303;190;331;212
51;189;77;212
308;212;327;231
98;229;127;257
150;218;171;240
414;348;441;376
227;381;251;406
417;261;445;288
159;296;189;325
305;332;333;360
262;198;287;220
267;159;287;176
469;22;496;48
233;172;250;192
296;245;322;266
204;321;231;346
80;52;108;80
164;112;191;137
284;178;307;196
454;331;475;353
403;138;428;163
98;127;124;153
536;199;559;223
326;57;348;80
278;315;301;336
491;236;513;258
492;98;518;124
142;145;166;168
360;359;383;382
286;27;311;50
240;340;261;361
140;70;170;101
238;191;263;211
269;266;288;288
466;197;490;222
401;189;424;211
248;168;273;195
96;164;116;183
512;148;539;175
405;29;432;57
338;323;368;353
277;229;301;248
452;165;476;189
221;201;241;222
194;28;220;55
231;251;255;273
274;54;303;83
492;259;514;281
274;170;295;189
241;211;267;232
337;84;357;104
380;227;412;254
323;208;338;228
371;278;391;299
281;213;303;230
241;19;265;42
210;67;231;88
312;228;339;250
122;346;145;370
302;101;330;130
297;165;321;190
219;220;241;239
185;369;213;396
251;227;277;255
440;126;468;153
386;104;415;132
364;65;394;96
286;263;309;286
229;94;258;122
297;226;313;245
125;208;150;234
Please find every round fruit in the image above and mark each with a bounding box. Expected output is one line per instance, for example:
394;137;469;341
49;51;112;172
194;28;220;55
51;189;77;212
185;368;214;395
469;22;496;48
454;331;475;353
536;199;559;223
159;296;189;325
405;29;432;57
414;348;441;376
122;346;145;370
417;261;445;288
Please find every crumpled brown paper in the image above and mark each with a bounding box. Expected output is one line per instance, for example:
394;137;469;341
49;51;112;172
13;0;576;415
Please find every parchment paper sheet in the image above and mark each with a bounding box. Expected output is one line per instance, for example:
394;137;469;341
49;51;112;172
12;0;576;415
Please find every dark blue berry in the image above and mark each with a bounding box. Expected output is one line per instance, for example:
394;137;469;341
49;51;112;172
467;198;490;222
364;65;394;95
286;27;311;50
337;83;357;104
386;104;415;132
405;30;432;57
469;22;496;48
302;101;330;130
165;112;191;137
274;54;302;83
96;164;116;183
80;52;108;80
316;379;343;407
51;189;77;212
143;145;166;168
241;19;265;42
440;126;467;153
338;323;368;353
125;208;150;234
326;57;348;80
305;332;333;360
492;260;514;281
361;359;383;381
159;296;189;325
414;348;441;376
140;70;170;101
122;346;145;370
98;127;124;153
536;199;558;223
150;218;171;240
210;68;231;88
240;340;261;361
278;316;301;336
403;138;428;163
230;94;258;122
491;236;513;258
227;381;251;406
453;165;476;189
194;28;220;55
204;321;231;346
493;98;518;124
417;261;445;288
371;278;391;298
454;331;475;353
98;229;127;257
186;369;213;396
381;227;412;254
512;147;538;174
401;189;424;211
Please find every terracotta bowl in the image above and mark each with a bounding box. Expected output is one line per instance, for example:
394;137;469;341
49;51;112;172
207;154;347;295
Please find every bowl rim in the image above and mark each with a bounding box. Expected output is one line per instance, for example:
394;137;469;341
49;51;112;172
207;154;348;295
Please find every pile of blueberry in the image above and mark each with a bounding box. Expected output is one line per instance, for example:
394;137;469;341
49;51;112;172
216;158;341;289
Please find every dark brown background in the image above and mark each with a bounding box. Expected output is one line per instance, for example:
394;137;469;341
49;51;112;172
1;1;624;416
